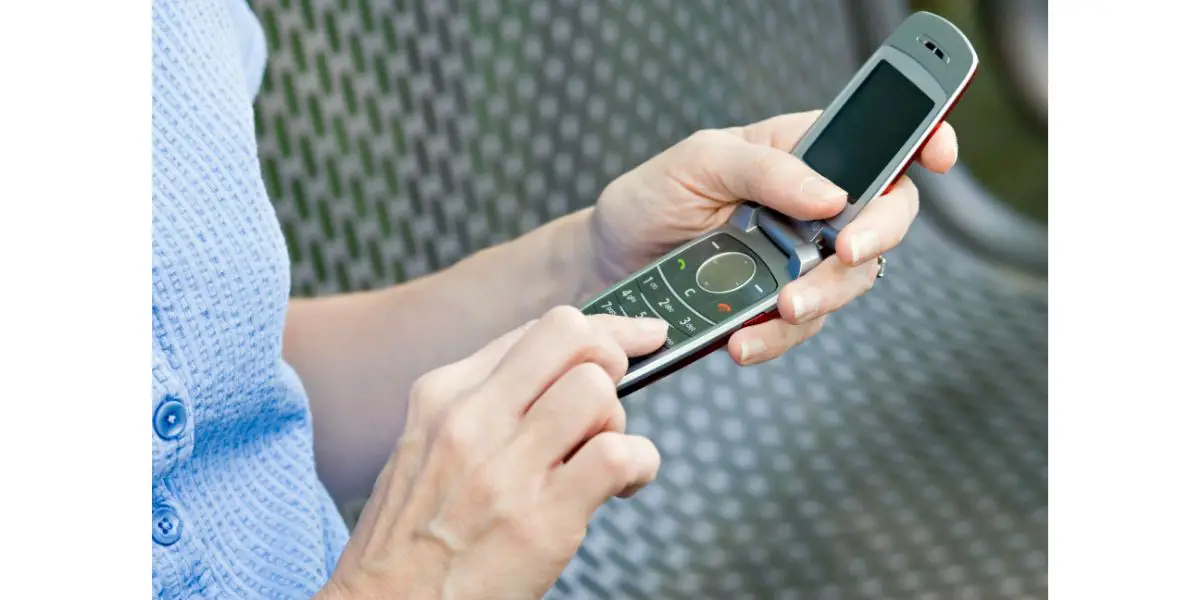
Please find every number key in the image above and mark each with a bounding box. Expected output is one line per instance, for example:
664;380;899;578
637;267;708;336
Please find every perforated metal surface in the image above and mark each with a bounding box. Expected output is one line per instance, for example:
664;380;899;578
251;1;1048;598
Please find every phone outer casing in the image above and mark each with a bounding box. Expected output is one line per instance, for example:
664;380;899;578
585;11;979;398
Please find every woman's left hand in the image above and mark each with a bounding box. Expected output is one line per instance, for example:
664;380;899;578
587;110;958;365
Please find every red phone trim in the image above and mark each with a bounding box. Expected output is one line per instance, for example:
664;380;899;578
621;308;781;396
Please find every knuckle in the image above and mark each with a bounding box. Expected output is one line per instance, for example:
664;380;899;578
749;150;789;199
861;263;880;292
562;363;626;433
780;324;805;347
607;396;629;433
894;180;920;221
751;146;783;181
410;370;442;401
435;406;478;457
569;361;618;396
594;334;629;377
593;434;634;478
410;369;452;412
686;127;728;148
795;318;825;344
779;288;803;324
543;304;590;336
861;275;877;295
558;315;625;375
464;465;505;510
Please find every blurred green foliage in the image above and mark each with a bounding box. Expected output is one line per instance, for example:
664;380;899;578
912;0;1048;223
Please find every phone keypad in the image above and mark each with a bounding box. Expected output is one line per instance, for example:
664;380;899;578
580;232;781;370
591;295;623;317
615;285;653;318
636;270;706;335
662;324;691;348
663;233;779;324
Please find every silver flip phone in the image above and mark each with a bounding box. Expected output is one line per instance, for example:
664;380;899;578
582;11;979;398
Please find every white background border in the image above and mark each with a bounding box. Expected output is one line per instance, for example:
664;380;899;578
1047;0;1200;597
0;0;1198;597
0;0;149;595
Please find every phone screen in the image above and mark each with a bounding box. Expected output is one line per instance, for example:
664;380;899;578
802;60;934;203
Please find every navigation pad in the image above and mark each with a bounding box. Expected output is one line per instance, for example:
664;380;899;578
582;233;780;368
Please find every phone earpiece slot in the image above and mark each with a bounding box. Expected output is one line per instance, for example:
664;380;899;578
918;35;950;63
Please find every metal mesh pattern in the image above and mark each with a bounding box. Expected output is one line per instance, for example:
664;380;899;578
251;1;1048;598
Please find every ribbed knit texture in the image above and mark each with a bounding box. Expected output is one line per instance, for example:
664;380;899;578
152;1;349;598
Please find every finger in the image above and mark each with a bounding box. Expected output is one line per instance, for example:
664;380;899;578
728;110;823;151
775;255;880;325
833;175;920;266
479;306;668;413
735;111;958;176
676;129;847;220
511;362;626;468
727;315;827;366
427;319;538;396
459;319;537;371
451;310;668;384
615;478;652;499
346;448;402;546
552;432;661;514
916;121;958;173
583;313;673;357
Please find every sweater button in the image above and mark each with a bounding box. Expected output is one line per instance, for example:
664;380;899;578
154;397;188;440
153;505;183;546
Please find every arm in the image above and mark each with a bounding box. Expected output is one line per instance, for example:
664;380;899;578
286;112;958;506
283;207;606;504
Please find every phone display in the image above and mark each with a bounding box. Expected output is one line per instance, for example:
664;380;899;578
803;61;935;202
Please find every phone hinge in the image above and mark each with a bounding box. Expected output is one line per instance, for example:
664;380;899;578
730;203;826;279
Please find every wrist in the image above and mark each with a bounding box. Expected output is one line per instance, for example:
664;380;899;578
556;207;612;305
314;577;356;600
325;524;454;600
323;562;445;600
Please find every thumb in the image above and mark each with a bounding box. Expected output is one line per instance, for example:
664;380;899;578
675;129;847;220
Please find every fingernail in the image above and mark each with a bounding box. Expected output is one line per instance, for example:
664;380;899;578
739;338;767;362
849;231;880;265
791;287;823;321
636;317;669;335
800;176;847;201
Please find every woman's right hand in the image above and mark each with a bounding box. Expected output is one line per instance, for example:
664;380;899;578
320;306;671;600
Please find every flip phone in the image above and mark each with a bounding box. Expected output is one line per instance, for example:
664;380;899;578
582;11;978;398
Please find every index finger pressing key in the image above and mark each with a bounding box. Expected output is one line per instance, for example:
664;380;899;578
476;308;667;414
